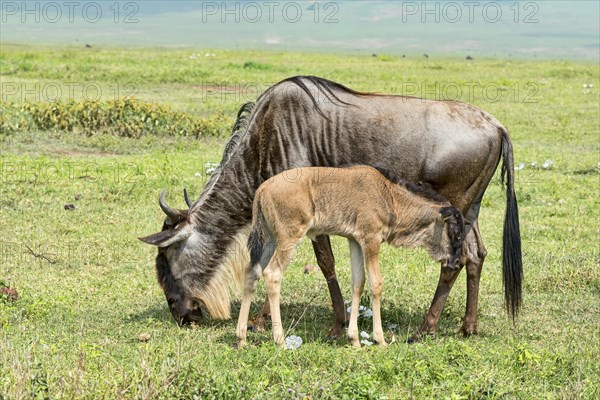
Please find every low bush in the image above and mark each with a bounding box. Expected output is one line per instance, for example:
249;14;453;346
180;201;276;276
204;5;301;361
0;98;231;138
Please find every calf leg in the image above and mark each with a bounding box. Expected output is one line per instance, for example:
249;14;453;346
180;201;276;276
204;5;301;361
347;239;365;348
253;235;345;337
460;220;487;336
236;263;263;347
263;242;299;347
364;242;386;346
312;235;345;339
236;240;276;345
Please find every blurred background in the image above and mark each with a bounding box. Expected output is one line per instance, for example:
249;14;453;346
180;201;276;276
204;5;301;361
2;0;598;60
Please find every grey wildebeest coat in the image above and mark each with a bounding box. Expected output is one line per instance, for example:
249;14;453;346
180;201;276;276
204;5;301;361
236;166;465;347
139;76;522;338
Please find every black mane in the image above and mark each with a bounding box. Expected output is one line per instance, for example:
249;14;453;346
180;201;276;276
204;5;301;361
221;101;255;164
188;101;254;211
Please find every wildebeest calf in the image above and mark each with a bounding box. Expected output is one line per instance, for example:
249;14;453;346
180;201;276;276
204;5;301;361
236;165;465;348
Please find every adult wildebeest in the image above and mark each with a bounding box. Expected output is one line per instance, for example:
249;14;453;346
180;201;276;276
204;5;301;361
236;166;465;348
139;76;522;339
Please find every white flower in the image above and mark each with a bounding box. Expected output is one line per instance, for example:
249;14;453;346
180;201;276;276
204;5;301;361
542;159;554;169
194;172;202;177
285;335;303;350
515;163;525;170
360;339;373;346
360;331;370;338
347;305;373;318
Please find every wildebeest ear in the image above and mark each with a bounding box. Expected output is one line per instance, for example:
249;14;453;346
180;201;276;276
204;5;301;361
139;226;192;247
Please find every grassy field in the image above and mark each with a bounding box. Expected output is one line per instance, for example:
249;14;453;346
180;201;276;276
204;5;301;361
0;44;599;399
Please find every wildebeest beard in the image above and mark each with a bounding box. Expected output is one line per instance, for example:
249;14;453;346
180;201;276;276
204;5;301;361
152;217;251;325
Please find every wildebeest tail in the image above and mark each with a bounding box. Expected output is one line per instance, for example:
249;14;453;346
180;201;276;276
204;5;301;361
500;128;523;320
248;194;265;266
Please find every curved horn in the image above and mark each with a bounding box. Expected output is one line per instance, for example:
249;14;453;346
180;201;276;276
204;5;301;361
183;188;192;208
159;189;180;223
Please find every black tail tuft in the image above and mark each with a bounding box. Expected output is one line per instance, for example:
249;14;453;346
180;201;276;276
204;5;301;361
501;129;523;320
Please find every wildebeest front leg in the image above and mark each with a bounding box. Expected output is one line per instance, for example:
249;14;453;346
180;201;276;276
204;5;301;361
460;221;487;336
312;235;345;339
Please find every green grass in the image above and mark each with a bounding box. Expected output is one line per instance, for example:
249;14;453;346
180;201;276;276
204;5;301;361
1;45;599;399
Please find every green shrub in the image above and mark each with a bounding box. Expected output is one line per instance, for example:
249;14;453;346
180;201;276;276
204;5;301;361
0;98;231;138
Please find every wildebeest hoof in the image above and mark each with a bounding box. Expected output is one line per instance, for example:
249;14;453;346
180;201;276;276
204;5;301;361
407;331;434;344
326;331;343;340
459;326;478;337
406;336;420;344
326;324;345;340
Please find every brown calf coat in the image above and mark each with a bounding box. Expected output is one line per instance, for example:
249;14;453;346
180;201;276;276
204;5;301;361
236;166;464;347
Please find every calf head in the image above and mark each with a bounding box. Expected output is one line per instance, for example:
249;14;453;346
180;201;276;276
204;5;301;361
438;206;465;270
139;190;203;325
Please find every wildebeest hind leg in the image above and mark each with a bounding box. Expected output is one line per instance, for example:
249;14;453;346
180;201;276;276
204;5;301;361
460;220;487;336
312;235;345;339
411;264;463;342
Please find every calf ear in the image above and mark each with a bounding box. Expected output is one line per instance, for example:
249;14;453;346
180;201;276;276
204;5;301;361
139;226;192;247
439;206;455;222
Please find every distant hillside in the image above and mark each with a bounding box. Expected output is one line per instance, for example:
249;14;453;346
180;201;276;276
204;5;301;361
1;0;598;60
